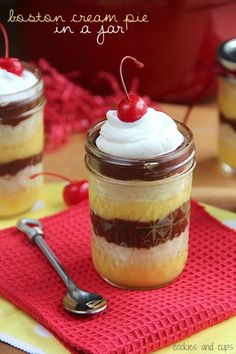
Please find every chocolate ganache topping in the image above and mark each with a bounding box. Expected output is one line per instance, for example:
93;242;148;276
220;112;236;131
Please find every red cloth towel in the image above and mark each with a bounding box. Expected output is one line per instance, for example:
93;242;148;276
0;201;235;354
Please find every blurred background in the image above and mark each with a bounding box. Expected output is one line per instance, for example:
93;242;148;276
1;0;236;104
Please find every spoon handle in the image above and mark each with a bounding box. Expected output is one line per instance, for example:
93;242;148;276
17;218;75;289
35;235;73;287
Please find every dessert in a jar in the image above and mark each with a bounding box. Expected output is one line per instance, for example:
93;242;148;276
218;38;236;173
0;23;45;217
85;57;195;289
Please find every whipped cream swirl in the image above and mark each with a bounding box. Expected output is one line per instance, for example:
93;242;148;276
0;68;38;96
96;108;184;159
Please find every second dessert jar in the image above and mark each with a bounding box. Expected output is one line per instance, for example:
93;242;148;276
0;62;45;217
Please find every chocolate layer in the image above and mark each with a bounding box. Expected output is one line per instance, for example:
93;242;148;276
0;96;44;126
91;201;189;249
0;153;42;177
220;112;236;131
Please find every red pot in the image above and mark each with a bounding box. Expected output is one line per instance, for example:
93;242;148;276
17;0;236;103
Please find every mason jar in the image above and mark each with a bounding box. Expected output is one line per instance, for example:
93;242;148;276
85;121;195;289
218;38;236;173
0;63;45;218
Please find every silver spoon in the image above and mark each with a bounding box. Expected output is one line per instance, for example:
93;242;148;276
17;218;107;315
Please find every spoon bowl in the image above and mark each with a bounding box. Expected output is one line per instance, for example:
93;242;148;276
63;284;108;315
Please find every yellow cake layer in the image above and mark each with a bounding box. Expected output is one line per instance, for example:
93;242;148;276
219;124;236;169
90;183;191;221
218;77;236;119
0;183;42;218
0;122;43;163
219;145;236;169
92;232;188;289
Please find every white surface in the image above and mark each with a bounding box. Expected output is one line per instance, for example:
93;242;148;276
0;332;45;354
223;219;236;230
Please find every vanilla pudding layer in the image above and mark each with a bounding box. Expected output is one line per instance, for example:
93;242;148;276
0;111;43;163
218;77;236;169
92;229;188;289
218;77;236;118
219;123;236;169
89;172;192;221
0;163;43;217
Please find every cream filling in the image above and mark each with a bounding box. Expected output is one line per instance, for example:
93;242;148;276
92;228;188;265
0;110;43;145
92;228;189;287
0;163;43;194
219;123;236;145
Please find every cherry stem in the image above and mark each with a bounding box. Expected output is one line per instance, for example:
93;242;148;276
119;56;144;101
0;22;9;58
30;172;72;183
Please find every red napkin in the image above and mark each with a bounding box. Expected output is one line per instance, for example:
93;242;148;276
0;201;235;354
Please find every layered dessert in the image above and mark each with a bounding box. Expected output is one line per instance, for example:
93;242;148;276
0;26;45;217
86;108;194;289
0;23;45;217
0;65;44;217
218;76;236;171
218;38;236;173
85;56;195;289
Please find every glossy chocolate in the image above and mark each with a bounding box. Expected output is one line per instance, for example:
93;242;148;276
91;201;189;249
0;153;42;176
220;112;236;131
0;96;44;126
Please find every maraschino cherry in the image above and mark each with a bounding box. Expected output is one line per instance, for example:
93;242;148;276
117;56;147;122
30;172;89;206
0;22;23;76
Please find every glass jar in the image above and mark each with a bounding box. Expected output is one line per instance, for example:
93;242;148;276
0;63;45;218
218;38;236;173
85;121;195;289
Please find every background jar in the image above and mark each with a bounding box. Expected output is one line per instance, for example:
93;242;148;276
0;63;45;218
85;121;195;289
218;38;236;174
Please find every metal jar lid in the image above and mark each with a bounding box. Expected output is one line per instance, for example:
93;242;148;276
218;38;236;71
